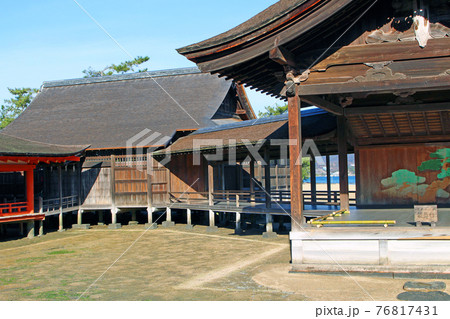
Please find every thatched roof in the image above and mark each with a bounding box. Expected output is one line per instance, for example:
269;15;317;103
0;132;88;157
3;68;253;150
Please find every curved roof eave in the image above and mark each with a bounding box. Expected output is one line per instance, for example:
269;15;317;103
177;0;310;54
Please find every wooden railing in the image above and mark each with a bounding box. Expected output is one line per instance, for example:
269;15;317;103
42;195;79;214
169;192;208;204
167;189;356;208
0;202;28;216
213;190;267;207
114;154;148;167
84;156;111;164
303;190;356;206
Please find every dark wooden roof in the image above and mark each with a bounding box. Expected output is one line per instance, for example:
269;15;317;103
178;0;374;97
0;133;88;157
178;0;306;54
155;108;336;156
3;68;254;150
178;0;450;146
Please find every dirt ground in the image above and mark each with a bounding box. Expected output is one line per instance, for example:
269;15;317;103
0;224;448;301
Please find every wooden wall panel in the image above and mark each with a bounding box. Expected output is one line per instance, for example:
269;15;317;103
81;167;111;206
167;153;207;200
357;143;450;207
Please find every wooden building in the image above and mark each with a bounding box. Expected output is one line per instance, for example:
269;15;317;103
177;0;450;271
2;67;256;229
0;133;87;237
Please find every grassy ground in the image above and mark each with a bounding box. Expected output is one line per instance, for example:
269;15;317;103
0;225;302;301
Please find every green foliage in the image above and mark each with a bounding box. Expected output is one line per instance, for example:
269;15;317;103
0;87;38;129
418;148;450;179
301;158;310;181
82;56;150;78
381;169;425;187
258;104;288;118
418;159;443;172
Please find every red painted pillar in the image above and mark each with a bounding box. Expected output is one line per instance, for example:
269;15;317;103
26;169;34;214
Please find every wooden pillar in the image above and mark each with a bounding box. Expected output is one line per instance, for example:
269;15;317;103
131;211;137;221
98;211;104;224
78;162;82;208
77;209;83;225
337;116;349;211
326;155;332;203
262;213;277;238
166;207;172;222
264;148;271;208
250;159;255;204
38;220;44;236
25;169;34;214
288;86;303;229
208;210;214;227
238;163;244;191
206;209;218;232
146;151;153;212
145;207;157;229
147;207;153;224
208;162;214;206
310;154;317;204
111;208;117;224
58;165;63;231
235;212;241;233
186;208;192;226
110;155;116;212
27;221;35;239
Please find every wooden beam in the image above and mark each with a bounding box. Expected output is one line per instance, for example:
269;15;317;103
269;46;297;67
0;164;35;172
439;112;447;135
358;115;372;137
288;87;303;228
301;96;343;115
423;112;431;135
298;76;450;96
312;38;450;71
337;116;349;211
375;114;386;137
357;134;450;146
390;113;401;136
406;113;415;136
344;102;450;115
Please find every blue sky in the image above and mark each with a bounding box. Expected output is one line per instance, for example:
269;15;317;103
0;0;282;114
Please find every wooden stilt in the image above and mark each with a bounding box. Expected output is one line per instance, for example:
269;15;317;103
337;116;350;211
207;209;218;232
185;208;194;230
235;212;242;234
